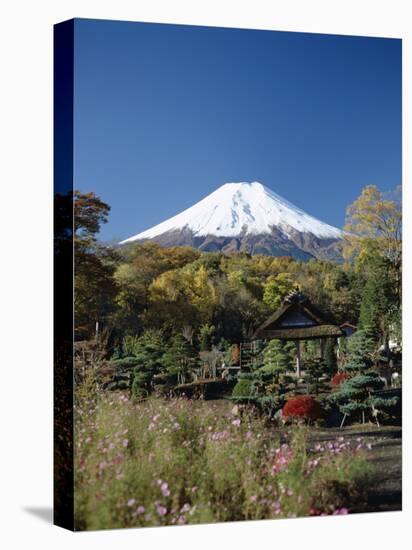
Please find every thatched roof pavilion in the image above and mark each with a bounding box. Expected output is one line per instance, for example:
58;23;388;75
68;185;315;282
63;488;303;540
253;289;344;376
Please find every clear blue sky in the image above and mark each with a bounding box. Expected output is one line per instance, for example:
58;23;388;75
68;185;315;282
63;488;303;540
73;19;401;242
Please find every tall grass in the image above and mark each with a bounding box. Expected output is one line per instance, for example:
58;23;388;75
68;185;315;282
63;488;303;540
74;390;372;530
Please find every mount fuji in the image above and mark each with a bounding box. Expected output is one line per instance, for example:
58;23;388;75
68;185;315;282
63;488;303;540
120;182;344;260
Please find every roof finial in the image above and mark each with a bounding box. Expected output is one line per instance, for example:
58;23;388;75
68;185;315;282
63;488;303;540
285;287;306;304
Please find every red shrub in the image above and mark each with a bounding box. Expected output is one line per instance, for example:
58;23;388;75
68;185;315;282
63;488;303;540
282;395;322;422
331;372;349;387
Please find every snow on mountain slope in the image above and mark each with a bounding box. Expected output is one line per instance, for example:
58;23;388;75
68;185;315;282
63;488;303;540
120;181;343;244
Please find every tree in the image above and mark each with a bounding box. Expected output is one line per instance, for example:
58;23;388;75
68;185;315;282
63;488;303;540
161;333;198;385
260;339;290;383
343;185;401;264
323;338;337;373
329;329;397;425
128;330;165;400
263;273;295;311
343;185;401;302
358;255;396;345
329;373;396;427
147;265;216;332
114;243;200;336
74;191;111;238
231;374;257;401
199;323;216;351
345;329;375;373
190;265;216;324
303;357;329;395
74;191;118;338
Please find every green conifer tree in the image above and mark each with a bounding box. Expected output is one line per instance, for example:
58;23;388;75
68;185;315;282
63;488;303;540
161;333;198;385
128;330;165;399
198;323;215;351
324;338;337;373
329;329;397;426
359;256;394;344
260;339;290;383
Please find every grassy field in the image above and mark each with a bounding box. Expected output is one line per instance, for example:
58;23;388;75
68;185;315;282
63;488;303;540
73;393;383;530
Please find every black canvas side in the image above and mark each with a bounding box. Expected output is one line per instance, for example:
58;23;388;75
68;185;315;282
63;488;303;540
53;18;74;531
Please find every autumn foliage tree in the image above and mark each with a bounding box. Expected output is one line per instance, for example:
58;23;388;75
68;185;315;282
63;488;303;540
74;191;118;339
343;185;401;263
263;273;295;311
343;185;401;298
343;185;402;347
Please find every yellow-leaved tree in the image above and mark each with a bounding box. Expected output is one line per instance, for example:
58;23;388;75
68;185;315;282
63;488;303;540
343;185;402;329
343;185;401;268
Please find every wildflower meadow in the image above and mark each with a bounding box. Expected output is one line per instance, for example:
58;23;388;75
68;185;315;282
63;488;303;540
74;390;374;530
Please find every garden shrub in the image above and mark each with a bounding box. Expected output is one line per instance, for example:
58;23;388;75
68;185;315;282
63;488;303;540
282;395;323;422
232;378;255;400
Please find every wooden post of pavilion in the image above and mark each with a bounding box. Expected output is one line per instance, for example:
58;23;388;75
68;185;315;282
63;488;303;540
319;338;325;359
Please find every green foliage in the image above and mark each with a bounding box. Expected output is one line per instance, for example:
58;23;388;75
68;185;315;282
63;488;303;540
74;190;110;238
161;333;198;385
263;273;295;311
199;323;216;351
261;339;290;381
359;255;396;343
303;357;330;395
231;378;256;400
231;340;294;415
301;340;318;363
73;191;118;339
345;329;375;373
127;330;165;400
329;372;397;424
122;335;140;357
324;338;337;372
329;329;398;424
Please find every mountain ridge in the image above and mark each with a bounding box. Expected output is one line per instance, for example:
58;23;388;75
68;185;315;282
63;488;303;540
120;182;343;261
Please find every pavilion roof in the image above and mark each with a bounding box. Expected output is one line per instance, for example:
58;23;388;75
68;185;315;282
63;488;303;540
253;289;344;341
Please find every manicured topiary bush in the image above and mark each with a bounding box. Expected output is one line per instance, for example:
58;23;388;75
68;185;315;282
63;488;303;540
282;395;323;422
232;377;255;400
331;372;350;387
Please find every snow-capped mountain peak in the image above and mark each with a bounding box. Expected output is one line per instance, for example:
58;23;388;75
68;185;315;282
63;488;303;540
121;181;343;244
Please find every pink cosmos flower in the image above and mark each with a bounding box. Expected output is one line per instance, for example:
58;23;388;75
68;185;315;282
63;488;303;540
127;499;136;507
333;507;349;515
232;419;241;427
177;515;186;524
160;482;171;497
156;505;167;516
